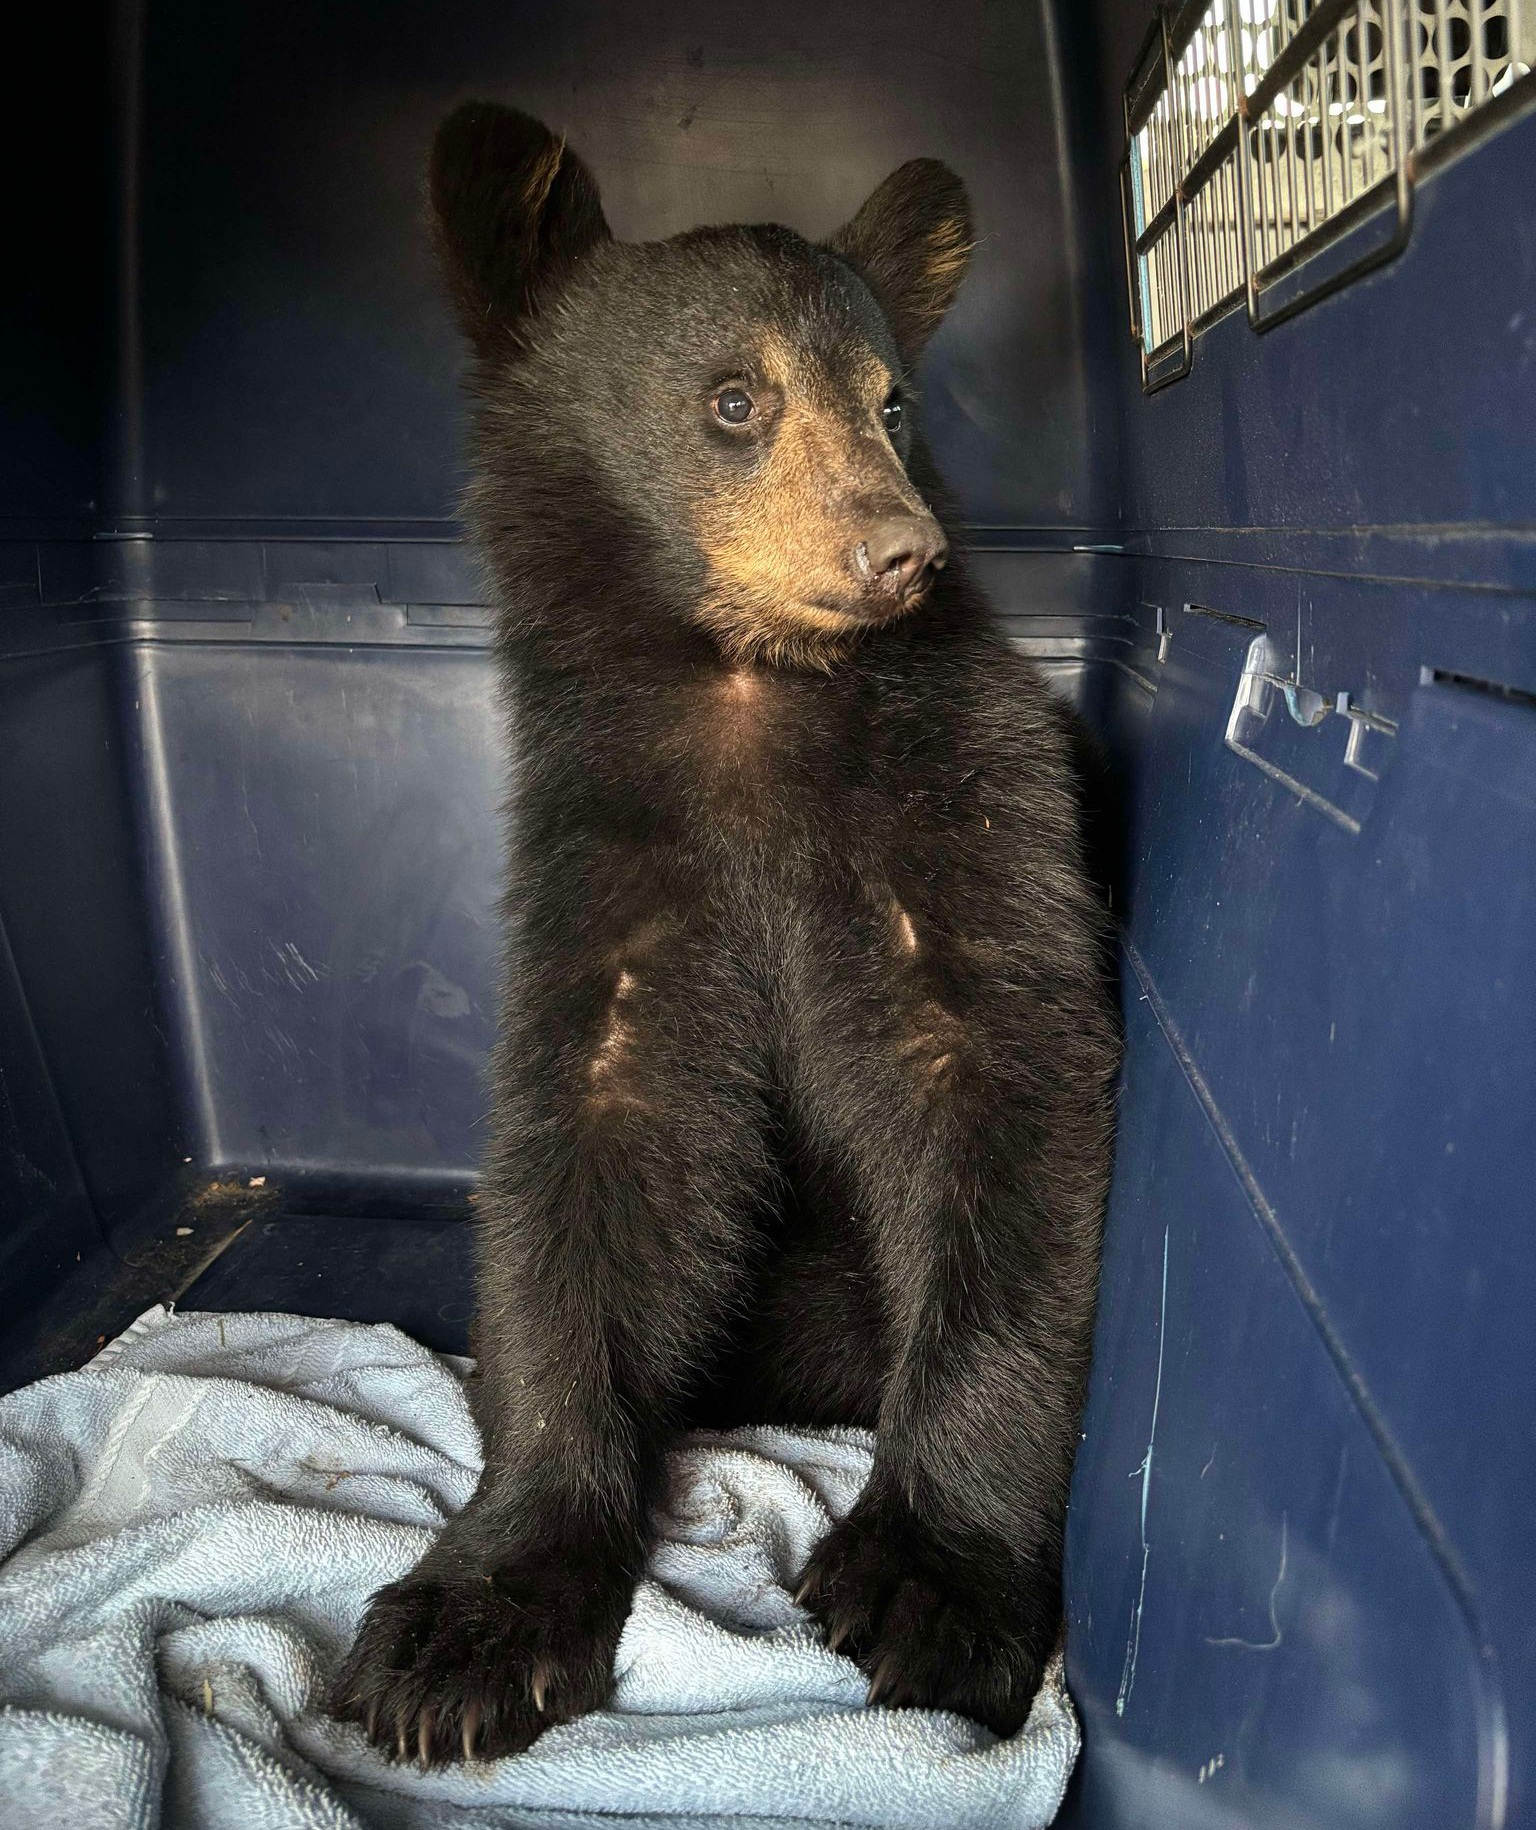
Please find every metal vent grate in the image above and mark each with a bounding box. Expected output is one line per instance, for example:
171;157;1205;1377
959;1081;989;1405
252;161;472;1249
1121;1;1535;389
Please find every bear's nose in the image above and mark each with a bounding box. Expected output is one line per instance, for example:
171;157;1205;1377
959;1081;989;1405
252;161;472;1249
855;514;949;599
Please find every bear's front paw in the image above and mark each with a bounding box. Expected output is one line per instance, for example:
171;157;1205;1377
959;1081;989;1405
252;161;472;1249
794;1505;1052;1737
331;1552;632;1765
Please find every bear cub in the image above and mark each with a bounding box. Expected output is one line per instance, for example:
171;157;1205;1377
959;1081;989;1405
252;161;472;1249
333;102;1118;1765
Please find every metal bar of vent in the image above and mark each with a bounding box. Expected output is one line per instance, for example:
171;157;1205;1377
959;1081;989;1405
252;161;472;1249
1472;0;1489;107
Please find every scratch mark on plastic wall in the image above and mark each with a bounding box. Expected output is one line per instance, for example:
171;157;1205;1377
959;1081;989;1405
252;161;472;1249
1207;1513;1289;1651
1116;1222;1170;1718
1326;1447;1349;1555
270;940;322;990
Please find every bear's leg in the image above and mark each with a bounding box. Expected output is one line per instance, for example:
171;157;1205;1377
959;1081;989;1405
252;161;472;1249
332;918;774;1764
784;914;1108;1735
684;1125;891;1431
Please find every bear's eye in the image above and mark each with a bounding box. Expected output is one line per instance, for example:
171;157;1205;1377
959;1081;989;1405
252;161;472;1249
713;387;755;426
883;395;904;434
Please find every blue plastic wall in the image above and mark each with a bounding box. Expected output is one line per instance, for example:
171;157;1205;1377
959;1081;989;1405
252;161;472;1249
1059;9;1536;1824
0;3;1531;1824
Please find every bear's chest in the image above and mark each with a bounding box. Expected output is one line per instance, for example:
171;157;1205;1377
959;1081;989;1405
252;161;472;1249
662;665;902;836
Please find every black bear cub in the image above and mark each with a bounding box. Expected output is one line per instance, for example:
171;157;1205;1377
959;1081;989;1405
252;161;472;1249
333;102;1118;1766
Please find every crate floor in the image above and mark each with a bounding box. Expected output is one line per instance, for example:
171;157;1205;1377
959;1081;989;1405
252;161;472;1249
179;1213;474;1356
0;1211;475;1394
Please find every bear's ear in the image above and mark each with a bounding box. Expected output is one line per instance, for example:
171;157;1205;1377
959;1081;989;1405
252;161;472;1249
828;160;973;359
429;102;611;356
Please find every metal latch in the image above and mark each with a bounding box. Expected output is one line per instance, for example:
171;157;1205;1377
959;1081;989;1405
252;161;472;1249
1226;634;1399;833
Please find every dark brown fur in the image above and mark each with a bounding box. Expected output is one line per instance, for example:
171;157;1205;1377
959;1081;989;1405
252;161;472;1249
331;101;1119;1765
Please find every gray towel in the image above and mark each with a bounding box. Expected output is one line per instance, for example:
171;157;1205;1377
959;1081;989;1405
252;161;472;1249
0;1306;1078;1828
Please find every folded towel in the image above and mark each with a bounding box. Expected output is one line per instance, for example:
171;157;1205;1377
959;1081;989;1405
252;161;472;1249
0;1305;1077;1829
